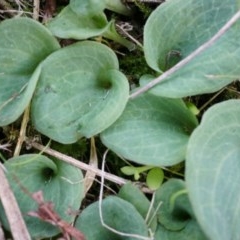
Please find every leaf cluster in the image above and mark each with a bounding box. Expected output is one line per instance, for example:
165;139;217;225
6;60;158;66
0;0;240;239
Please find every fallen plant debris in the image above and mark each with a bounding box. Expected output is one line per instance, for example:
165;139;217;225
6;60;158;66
28;191;86;240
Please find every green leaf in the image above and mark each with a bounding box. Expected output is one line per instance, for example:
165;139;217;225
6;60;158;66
70;0;131;17
0;154;84;239
155;220;207;240
103;20;135;51
0;18;60;126
155;179;193;230
154;179;206;239
105;0;132;16
101;93;198;166
47;5;110;40
75;196;149;239
118;183;158;232
47;5;134;50
31;41;129;144
185;102;200;115
143;0;240;97
121;166;138;176
70;0;106;16
121;165;152;178
186;100;240;240
146;167;164;190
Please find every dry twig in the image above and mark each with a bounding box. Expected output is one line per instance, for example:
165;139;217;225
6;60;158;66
28;191;85;240
0;163;31;240
83;137;98;194
14;105;30;157
29;141;153;193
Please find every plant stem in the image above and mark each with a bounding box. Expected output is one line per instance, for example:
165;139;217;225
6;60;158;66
130;9;240;99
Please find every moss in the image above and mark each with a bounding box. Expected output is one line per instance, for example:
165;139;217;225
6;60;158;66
132;0;153;19
119;48;154;85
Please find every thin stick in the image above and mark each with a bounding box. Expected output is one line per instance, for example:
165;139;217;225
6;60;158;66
0;83;28;112
198;87;225;112
33;0;40;20
145;192;155;224
130;10;240;99
30;142;153;193
0;164;31;240
99;150;153;240
116;23;143;48
14;105;30;157
30;142;127;186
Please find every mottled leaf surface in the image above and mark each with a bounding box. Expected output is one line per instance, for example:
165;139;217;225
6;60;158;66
47;5;110;39
186;100;240;240
0;154;84;238
101;93;198;166
75;196;149;239
154;179;207;239
143;0;240;97
0;18;60;126
32;41;129;143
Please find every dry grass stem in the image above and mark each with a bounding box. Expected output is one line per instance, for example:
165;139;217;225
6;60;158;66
83;137;98;194
33;0;40;20
98;150;153;240
14;105;30;157
30;141;127;185
0;163;31;240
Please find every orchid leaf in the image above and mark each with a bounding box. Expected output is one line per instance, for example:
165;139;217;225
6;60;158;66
75;196;149;239
31;41;129;144
186;100;240;239
0;154;84;238
0;18;60;126
143;0;240;97
154;179;207;239
101;93;198;166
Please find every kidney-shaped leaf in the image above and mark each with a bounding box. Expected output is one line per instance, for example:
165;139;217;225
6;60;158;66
155;220;207;240
155;179;194;230
75;196;149;239
118;182;158;232
143;0;240;98
47;5;110;40
47;5;134;50
31;41;129;143
0;18;60;126
101;93;198;166
186;100;240;240
0;154;84;239
154;179;207;239
70;0;106;16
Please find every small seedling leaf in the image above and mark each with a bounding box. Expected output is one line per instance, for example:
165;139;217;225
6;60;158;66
146;167;164;190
